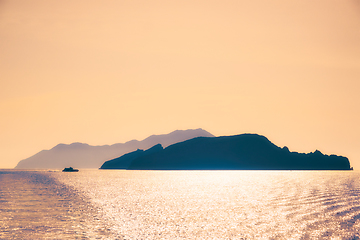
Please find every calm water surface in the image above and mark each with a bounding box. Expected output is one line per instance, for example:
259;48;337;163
1;169;360;239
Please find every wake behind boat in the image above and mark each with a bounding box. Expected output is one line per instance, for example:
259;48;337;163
62;167;79;172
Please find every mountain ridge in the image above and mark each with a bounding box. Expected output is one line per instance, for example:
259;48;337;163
15;128;214;169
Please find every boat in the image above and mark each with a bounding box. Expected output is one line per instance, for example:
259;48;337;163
62;167;79;172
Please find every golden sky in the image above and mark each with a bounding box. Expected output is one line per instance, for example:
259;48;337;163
1;0;360;169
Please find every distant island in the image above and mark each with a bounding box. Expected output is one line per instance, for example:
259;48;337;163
100;134;352;170
15;129;214;169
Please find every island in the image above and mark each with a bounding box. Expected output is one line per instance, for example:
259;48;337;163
100;134;352;170
15;128;214;169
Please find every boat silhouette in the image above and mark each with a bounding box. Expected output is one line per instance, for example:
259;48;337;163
62;167;79;172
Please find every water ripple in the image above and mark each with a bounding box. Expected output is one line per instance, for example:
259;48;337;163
2;170;360;239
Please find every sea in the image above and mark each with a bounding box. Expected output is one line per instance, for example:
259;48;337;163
1;169;360;239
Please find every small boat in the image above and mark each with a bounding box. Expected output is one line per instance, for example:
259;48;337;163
62;167;79;172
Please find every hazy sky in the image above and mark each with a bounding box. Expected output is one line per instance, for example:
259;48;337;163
1;0;360;169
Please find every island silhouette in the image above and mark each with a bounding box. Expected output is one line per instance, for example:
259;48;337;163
15;129;214;169
100;134;351;170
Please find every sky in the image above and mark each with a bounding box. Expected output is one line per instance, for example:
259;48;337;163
1;0;360;169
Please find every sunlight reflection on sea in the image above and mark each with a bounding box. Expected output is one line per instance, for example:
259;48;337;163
1;169;360;239
54;170;360;239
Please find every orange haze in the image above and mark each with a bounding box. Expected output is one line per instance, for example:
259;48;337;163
1;0;359;169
